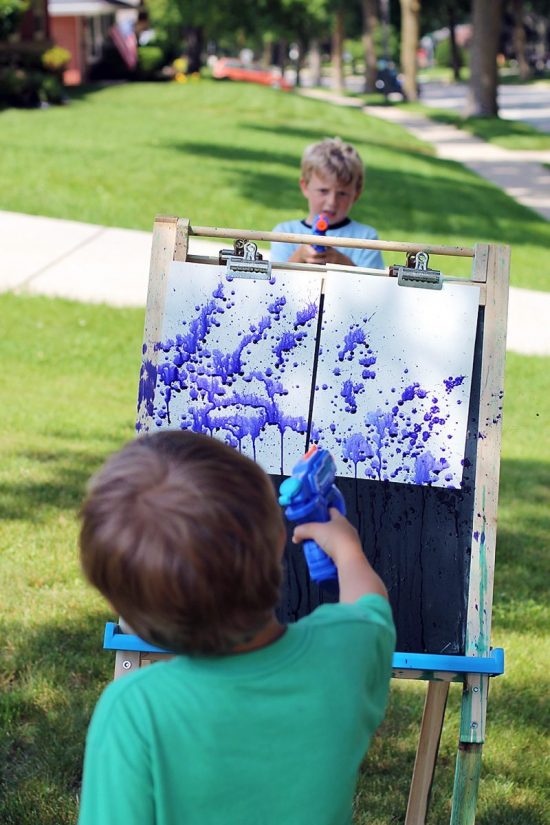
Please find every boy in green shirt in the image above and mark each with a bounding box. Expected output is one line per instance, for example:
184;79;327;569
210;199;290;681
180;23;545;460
78;430;395;825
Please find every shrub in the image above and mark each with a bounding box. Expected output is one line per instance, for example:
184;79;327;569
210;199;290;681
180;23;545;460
41;46;71;73
0;0;29;40
40;72;64;104
0;65;41;107
137;45;165;78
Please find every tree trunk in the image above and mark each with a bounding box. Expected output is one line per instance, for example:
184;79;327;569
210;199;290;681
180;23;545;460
331;8;345;93
466;0;502;117
261;39;271;69
295;42;304;88
185;26;203;74
399;0;420;102
448;2;461;81
511;0;531;80
362;0;379;93
309;37;322;88
273;39;288;73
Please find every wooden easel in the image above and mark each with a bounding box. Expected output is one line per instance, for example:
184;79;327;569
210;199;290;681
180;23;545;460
104;216;510;825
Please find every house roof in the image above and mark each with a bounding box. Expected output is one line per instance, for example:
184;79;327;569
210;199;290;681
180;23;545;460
48;0;138;17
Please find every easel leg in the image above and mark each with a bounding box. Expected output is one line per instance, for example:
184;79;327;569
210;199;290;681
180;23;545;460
449;743;483;825
114;649;141;679
405;681;450;825
449;673;489;825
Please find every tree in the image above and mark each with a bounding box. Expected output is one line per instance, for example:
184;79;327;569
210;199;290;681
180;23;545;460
331;6;345;92
510;0;531;80
0;0;29;40
145;0;268;66
419;0;469;79
361;0;379;93
466;0;503;116
308;37;322;86
258;0;329;86
447;1;462;81
399;0;420;101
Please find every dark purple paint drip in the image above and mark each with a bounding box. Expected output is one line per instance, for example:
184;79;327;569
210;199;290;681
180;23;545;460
137;358;157;419
444;375;465;394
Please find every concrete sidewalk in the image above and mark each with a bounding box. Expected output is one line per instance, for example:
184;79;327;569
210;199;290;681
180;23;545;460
363;105;550;222
0;210;220;308
1;208;549;357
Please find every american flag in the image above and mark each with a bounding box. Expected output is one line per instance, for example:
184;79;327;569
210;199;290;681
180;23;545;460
110;23;138;70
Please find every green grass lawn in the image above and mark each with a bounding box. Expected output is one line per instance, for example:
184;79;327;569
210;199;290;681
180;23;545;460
0;79;549;291
1;291;548;824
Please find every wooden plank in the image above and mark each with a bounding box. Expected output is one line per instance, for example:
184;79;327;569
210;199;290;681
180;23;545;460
174;217;190;262
458;673;489;745
465;244;511;657
114;649;141;679
139;653;173;668
393;670;463;682
188;223;475;257
136;216;179;432
405;681;450;825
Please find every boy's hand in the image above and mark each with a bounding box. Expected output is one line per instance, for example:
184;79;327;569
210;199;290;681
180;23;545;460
292;509;363;565
293;509;388;602
288;245;355;267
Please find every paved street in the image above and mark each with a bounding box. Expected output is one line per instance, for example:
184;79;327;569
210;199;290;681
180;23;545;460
303;74;550;134
418;80;550;134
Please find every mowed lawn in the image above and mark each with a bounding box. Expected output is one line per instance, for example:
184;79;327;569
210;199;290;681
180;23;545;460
0;79;549;291
1;81;549;824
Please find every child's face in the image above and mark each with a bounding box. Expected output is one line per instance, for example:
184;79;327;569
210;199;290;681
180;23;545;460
300;172;360;226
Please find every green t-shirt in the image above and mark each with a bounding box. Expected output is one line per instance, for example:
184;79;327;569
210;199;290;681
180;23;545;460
78;595;395;825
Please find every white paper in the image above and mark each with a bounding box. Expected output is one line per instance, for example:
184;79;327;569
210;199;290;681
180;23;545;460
138;262;321;475
311;271;480;488
138;263;479;488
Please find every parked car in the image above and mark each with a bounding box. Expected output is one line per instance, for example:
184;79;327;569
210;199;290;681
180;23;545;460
211;58;292;91
375;62;407;101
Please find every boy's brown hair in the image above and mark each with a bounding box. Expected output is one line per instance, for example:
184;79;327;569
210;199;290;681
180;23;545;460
79;431;284;656
301;137;364;194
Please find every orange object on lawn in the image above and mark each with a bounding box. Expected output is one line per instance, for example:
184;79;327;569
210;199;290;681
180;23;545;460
212;58;292;91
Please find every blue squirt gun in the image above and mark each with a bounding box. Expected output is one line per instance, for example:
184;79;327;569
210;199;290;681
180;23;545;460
311;212;329;253
278;446;346;583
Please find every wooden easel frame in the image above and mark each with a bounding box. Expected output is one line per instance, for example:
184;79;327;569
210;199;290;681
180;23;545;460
106;216;510;825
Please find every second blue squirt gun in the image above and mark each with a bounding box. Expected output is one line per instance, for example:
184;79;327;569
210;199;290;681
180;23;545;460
311;212;329;253
278;446;345;583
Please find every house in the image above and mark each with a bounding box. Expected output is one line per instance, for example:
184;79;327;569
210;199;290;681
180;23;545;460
48;0;138;84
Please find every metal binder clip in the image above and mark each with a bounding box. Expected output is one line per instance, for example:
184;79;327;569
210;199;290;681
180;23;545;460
390;251;443;290
225;240;271;280
219;238;245;265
